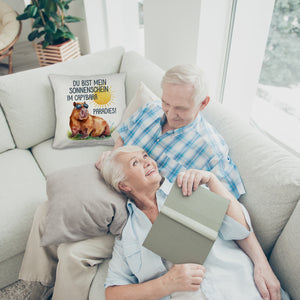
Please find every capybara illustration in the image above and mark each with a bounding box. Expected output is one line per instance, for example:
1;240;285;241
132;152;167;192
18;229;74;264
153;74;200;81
69;102;111;138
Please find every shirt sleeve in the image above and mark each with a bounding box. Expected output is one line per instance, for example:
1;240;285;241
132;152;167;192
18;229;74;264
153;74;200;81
208;154;245;200
117;102;151;144
218;203;253;241
104;238;138;288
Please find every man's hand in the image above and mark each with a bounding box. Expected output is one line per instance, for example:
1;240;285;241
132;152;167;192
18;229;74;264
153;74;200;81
161;264;205;294
95;151;112;170
176;169;213;196
254;263;281;300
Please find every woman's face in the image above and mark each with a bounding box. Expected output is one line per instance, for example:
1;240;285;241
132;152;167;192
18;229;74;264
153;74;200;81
117;150;162;193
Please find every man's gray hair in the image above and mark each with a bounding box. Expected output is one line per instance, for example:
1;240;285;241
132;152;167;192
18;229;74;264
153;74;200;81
161;64;209;105
100;145;144;193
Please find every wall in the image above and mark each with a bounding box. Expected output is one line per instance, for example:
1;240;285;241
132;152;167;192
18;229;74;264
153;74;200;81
143;0;202;71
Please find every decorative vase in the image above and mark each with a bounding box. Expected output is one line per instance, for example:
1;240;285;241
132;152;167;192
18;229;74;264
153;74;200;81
34;37;80;67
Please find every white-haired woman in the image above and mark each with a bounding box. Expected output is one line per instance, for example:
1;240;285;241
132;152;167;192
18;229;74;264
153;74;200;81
100;145;287;300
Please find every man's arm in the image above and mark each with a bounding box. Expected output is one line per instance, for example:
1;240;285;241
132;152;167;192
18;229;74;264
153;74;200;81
176;169;281;300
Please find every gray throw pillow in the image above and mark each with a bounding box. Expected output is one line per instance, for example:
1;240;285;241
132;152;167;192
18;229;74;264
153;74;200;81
41;164;128;246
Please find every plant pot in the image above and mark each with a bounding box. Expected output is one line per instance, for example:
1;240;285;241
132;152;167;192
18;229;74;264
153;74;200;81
34;37;80;67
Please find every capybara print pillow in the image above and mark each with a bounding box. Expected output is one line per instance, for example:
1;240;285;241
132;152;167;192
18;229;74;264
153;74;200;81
49;73;126;148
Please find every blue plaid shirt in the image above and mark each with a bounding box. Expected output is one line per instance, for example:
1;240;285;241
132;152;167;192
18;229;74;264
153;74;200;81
118;101;245;199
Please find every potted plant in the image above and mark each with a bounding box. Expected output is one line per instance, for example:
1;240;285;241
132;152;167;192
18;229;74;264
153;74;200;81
17;0;82;66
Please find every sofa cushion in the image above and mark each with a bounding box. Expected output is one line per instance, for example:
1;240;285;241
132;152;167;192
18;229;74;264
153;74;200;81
120;51;164;106
31;139;112;176
0;47;125;150
0;149;47;263
49;73;126;149
202;101;300;255
112;81;160;141
269;200;300;300
41;164;127;246
0;105;14;153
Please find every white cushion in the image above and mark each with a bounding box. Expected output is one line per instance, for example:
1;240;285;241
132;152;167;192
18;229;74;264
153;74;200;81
0;105;14;153
0;47;125;149
31;139;112;176
120;51;164;106
0;3;19;50
202;101;300;255
0;149;47;262
49;72;126;149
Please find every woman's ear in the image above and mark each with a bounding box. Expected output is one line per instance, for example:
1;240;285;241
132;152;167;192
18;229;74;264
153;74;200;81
118;182;131;193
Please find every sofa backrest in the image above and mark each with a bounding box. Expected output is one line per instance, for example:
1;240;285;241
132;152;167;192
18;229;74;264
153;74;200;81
0;105;15;153
0;47;125;149
202;101;300;256
120;51;164;104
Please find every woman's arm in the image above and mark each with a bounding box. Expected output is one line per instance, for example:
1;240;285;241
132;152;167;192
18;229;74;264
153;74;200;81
106;264;205;300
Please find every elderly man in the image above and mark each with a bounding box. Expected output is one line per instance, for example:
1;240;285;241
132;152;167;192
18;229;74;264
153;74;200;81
20;65;280;300
100;145;287;300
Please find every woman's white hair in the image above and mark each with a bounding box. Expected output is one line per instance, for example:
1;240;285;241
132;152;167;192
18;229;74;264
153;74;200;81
100;145;144;193
161;64;209;105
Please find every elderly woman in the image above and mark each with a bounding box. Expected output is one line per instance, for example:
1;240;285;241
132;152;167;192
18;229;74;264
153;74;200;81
100;145;287;300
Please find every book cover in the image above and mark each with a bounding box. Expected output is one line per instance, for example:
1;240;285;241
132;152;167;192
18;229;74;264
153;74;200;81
143;184;230;264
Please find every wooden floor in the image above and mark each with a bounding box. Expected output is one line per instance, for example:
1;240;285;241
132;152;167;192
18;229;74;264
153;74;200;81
0;41;40;76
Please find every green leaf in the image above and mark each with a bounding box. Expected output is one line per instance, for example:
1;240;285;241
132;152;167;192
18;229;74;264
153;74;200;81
16;12;29;21
45;21;57;33
28;30;39;41
64;16;82;23
53;0;64;10
38;0;47;9
45;0;58;14
49;11;61;23
42;40;50;48
59;24;70;33
28;5;38;18
32;17;43;28
64;31;75;40
37;30;46;38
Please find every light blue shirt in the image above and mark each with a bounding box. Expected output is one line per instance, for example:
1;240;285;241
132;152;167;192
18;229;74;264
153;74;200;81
105;180;267;300
118;101;245;199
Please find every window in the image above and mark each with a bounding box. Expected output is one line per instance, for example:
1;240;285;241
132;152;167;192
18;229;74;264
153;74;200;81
250;0;300;156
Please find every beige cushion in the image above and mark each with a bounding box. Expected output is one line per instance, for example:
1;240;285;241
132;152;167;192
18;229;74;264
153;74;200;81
0;47;125;149
0;2;20;50
31;139;112;176
41;164;128;246
0;149;47;262
202;101;300;256
120;51;164;106
0;105;14;153
112;81;160;141
269;201;300;300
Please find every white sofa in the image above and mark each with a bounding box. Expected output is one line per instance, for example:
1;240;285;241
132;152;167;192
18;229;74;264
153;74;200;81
0;47;299;300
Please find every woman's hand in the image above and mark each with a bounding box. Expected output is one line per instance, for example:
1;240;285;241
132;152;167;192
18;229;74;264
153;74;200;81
176;169;214;196
161;264;205;294
95;150;112;170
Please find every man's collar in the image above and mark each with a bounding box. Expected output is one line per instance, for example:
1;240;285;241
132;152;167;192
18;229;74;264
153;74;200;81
159;112;202;135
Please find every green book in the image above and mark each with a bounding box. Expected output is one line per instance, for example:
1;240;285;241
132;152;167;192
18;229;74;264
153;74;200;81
143;184;230;264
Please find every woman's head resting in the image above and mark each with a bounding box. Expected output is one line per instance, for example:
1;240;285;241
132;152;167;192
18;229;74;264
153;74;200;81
100;145;162;195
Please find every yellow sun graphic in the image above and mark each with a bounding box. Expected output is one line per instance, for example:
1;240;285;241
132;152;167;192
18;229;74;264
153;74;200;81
93;85;115;107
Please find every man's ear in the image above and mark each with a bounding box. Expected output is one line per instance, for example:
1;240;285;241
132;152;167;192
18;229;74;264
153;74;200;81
118;182;131;193
199;96;210;111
